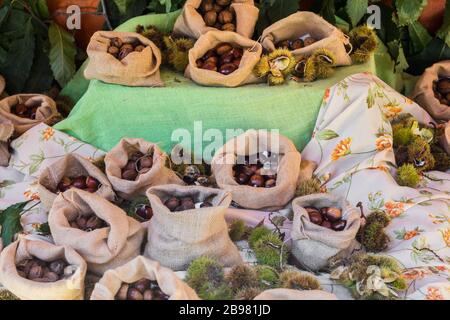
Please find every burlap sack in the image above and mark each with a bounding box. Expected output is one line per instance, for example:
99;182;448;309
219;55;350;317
440;121;450;155
254;289;338;300
291;194;361;271
38;153;116;211
0;117;13;167
0;238;87;300
185;30;263;87
48;189;145;275
211;129;302;210
105;138;183;200
411;61;450;121
261;12;352;66
90;256;199;300
84;31;164;87
173;0;259;39
0;94;61;135
144;184;242;271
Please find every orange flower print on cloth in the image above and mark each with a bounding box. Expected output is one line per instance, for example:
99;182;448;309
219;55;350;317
384;201;405;218
381;102;402;119
375;134;393;151
323;88;331;103
441;229;450;247
24;189;40;201
402;268;431;280
331;138;352;161
425;287;444;300
41;127;54;141
395;227;424;241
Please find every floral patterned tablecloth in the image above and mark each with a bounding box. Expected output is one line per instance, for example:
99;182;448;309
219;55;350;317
0;73;449;300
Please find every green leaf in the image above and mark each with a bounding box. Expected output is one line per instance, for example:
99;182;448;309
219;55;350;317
396;0;428;27
30;0;49;19
408;21;432;54
0;17;35;93
317;129;339;140
0;201;29;247
406;38;450;76
48;22;76;88
24;38;53;93
395;44;409;73
345;0;368;27
437;0;450;47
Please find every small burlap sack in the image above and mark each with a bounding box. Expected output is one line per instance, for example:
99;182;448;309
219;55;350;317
0;238;87;300
173;0;259;39
37;153;116;210
105;138;183;200
0;94;61;135
90;255;199;300
0;117;13;167
48;189;145;275
144;184;242;271
411;61;450;121
185;30;263;87
211;129;302;210
254;289;338;300
291;194;361;271
84;31;164;87
440;121;450;155
261;12;352;66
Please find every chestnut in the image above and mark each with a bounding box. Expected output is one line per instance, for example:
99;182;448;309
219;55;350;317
265;179;276;188
290;39;304;50
134;279;151;293
216;0;230;5
196;59;204;68
308;210;323;225
213;4;223;13
219;53;234;65
72;176;87;189
165;197;180;211
200;201;212;208
218;10;233;24
331;220;347;231
437;78;450;94
201;0;214;12
204;10;217;27
231;48;243;59
143;289;154;300
122;169;138;181
249;174;265;187
127;288;144;300
108;46;119;57
136;205;153;220
221;23;235;32
76;216;87;229
43;271;59;282
116;283;129;300
130;151;144;162
204;56;219;65
303;37;317;47
324;207;342;222
110;37;123;48
216;43;233;56
277;40;290;49
86;215;103;230
49;260;66;275
137;155;153;170
219;63;237;75
201;61;218;71
118;44;134;60
28;265;43;280
86;176;100;190
321;220;332;229
236;173;249;184
134;45;145;52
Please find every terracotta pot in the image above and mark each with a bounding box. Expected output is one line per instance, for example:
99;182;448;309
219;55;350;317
47;0;105;49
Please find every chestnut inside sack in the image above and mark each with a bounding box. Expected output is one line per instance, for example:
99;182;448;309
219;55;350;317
185;30;263;87
173;0;259;39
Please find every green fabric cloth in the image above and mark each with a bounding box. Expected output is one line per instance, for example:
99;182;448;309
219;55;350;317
55;11;377;159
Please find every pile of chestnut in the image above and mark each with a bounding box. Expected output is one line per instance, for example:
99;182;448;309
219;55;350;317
57;176;100;193
69;213;107;232
16;257;70;282
121;151;153;181
276;36;317;51
115;278;169;300
11;102;38;119
433;77;450;106
164;196;212;212
107;37;147;61
198;0;236;32
304;206;346;231
196;43;243;75
233;156;277;188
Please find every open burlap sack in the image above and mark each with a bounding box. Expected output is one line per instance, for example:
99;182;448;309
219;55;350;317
48;189;145;275
0;238;87;300
261;12;352;66
211;129;302;210
38;153;115;210
144;184;242;271
173;0;259;39
0;94;61;135
440;121;450;155
90;256;199;300
105;138;183;200
411;61;450;121
254;289;337;300
185;30;263;87
291;194;361;272
0;117;13;167
84;31;164;87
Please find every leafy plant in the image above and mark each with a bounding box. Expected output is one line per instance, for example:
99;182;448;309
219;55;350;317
0;200;31;246
0;0;78;94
